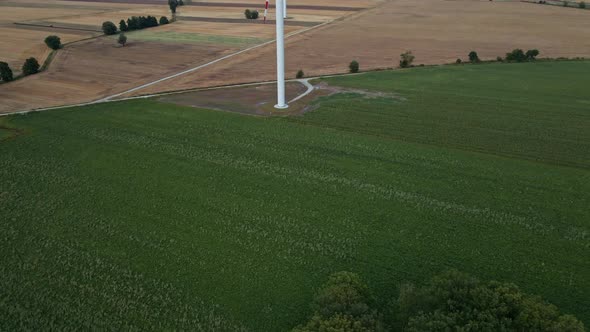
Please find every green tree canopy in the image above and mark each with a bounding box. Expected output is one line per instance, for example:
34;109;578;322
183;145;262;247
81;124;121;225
168;0;179;14
506;49;527;62
468;50;480;63
526;49;540;60
119;19;128;32
391;270;585;332
117;33;127;47
0;61;14;82
22;57;40;76
349;60;360;73
399;51;415;68
101;21;117;35
293;272;384;332
44;35;61;50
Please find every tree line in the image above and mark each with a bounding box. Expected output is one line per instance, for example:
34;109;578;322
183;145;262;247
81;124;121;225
102;15;170;35
292;270;585;331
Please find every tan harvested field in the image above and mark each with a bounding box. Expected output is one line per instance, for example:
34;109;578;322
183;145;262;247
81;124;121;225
0;1;118;71
0;6;101;23
0;26;97;71
133;0;590;96
0;37;238;113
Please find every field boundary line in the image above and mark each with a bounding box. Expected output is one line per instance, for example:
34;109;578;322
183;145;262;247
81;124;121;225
13;22;101;33
0;72;366;117
4;58;587;117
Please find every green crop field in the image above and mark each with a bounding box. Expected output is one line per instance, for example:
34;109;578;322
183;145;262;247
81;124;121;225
0;128;12;140
0;61;588;331
123;30;267;47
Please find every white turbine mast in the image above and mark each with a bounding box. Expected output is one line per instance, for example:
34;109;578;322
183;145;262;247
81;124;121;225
274;0;288;109
283;0;287;19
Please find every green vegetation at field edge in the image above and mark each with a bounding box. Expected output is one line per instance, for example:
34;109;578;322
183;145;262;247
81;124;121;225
122;30;268;47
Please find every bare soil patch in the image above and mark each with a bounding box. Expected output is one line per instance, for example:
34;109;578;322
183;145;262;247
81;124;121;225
154;80;388;116
158;82;308;116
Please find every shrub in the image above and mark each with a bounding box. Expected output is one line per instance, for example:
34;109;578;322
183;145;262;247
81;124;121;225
468;50;480;63
139;16;147;28
349;60;360;73
168;0;179;15
0;61;14;82
496;56;503;62
44;35;61;50
119;19;128;32
145;15;156;28
296;69;304;79
118;33;127;47
102;21;117;35
580;1;586;8
244;9;259;19
399;51;415;68
455;58;462;64
160;16;170;25
506;49;527;62
526;49;540;60
563;0;568;6
139;15;158;28
127;16;140;30
22;57;40;76
389;270;585;332
293;272;384;332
